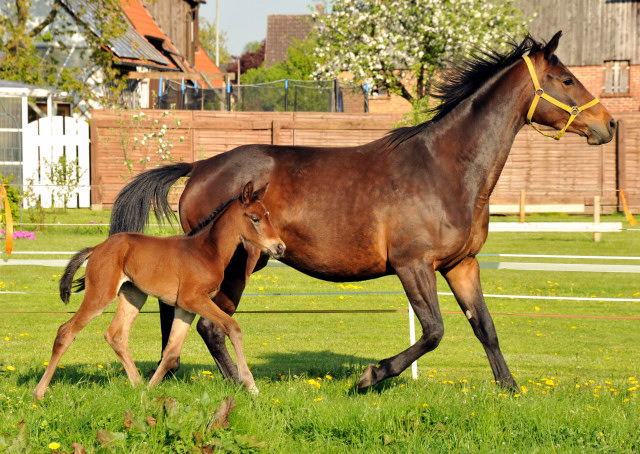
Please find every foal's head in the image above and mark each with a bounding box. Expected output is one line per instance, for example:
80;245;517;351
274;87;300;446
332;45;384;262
236;181;285;259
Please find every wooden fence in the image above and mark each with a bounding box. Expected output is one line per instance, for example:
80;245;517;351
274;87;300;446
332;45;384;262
90;110;640;213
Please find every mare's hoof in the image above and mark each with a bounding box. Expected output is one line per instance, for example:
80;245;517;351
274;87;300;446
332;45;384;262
248;384;259;396
357;364;379;389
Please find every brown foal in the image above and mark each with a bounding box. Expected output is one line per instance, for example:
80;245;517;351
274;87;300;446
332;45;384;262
33;182;284;400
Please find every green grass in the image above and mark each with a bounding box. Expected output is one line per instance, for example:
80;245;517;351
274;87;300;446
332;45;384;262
1;210;639;452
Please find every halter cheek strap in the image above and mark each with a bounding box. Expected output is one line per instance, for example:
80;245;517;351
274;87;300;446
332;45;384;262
522;55;600;140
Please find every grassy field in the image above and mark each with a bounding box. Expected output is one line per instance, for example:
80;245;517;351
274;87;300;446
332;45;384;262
1;210;639;452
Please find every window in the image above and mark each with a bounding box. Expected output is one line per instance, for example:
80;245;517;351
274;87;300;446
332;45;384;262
603;60;630;95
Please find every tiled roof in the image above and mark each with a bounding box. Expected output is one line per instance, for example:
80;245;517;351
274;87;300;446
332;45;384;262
62;0;171;67
194;45;223;88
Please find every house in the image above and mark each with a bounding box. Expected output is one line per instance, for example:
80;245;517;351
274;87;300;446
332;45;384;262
33;0;223;112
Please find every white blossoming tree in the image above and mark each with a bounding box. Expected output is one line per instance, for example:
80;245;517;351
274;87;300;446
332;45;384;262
313;0;530;118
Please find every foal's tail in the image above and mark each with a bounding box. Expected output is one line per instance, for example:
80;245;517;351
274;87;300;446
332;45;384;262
60;247;93;304
109;162;193;235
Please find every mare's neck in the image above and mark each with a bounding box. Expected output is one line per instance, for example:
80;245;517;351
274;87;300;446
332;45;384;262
431;60;532;200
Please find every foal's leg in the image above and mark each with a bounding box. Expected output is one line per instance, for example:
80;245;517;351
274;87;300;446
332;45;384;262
33;288;118;400
187;295;257;394
196;246;264;381
104;283;148;386
358;262;444;389
149;307;195;387
442;257;518;391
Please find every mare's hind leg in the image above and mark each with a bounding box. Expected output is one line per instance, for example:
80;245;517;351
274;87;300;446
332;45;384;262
443;257;518;391
149;307;195;387
33;288;118;400
104;283;147;386
358;262;444;389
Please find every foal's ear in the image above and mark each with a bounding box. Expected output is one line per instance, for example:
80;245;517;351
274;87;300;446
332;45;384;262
544;30;562;60
253;183;269;202
241;181;254;204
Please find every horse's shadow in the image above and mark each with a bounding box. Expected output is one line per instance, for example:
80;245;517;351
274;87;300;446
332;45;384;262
22;351;399;393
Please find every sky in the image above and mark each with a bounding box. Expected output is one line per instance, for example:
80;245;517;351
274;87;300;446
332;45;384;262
199;1;319;57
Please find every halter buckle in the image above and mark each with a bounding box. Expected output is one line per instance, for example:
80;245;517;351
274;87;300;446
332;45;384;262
571;106;580;116
535;88;544;96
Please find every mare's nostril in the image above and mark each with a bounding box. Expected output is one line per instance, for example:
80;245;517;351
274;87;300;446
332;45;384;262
276;243;286;256
610;118;617;131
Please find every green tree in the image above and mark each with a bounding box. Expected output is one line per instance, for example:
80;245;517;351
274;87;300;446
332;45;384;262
199;18;231;66
314;0;529;107
0;0;128;109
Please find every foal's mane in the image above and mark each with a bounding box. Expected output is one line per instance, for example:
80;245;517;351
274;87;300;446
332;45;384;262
186;195;239;236
381;34;545;150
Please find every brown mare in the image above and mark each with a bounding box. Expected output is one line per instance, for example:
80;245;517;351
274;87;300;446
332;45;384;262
33;182;284;400
108;32;616;391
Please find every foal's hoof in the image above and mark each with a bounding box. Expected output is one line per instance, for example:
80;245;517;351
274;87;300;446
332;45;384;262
247;384;259;396
146;358;181;380
32;388;46;402
357;364;379;389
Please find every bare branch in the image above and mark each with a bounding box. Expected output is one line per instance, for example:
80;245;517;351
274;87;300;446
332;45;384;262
29;0;63;38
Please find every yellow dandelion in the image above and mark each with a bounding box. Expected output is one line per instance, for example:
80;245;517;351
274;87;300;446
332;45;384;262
48;442;61;450
7;366;15;371
202;370;212;375
313;397;322;402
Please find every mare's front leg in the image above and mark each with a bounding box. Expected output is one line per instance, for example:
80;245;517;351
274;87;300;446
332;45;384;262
196;246;264;381
358;261;444;389
442;257;518;391
149;307;195;387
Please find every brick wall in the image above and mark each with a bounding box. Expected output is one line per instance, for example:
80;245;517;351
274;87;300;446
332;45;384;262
569;65;640;113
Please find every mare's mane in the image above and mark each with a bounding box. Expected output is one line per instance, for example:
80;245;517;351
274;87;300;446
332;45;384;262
186;195;239;236
380;34;546;150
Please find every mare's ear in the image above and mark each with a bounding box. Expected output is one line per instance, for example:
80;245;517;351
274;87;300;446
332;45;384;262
253;183;269;202
544;30;562;60
241;181;254;204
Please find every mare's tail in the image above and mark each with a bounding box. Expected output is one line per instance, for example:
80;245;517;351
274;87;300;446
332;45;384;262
60;247;93;304
109;162;193;235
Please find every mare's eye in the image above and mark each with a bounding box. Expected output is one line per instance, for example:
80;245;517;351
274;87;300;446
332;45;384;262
251;216;260;224
563;78;574;86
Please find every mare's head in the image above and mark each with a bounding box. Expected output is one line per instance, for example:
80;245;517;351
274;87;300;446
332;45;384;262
237;181;285;259
523;31;615;144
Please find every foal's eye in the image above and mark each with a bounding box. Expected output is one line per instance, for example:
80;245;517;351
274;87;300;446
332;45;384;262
562;78;574;86
251;216;260;224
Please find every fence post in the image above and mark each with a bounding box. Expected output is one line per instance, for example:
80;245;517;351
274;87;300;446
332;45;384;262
284;79;289;112
616;119;626;213
364;82;370;113
519;189;526;223
594;195;601;243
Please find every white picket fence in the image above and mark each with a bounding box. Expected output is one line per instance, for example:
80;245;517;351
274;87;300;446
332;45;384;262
22;116;90;208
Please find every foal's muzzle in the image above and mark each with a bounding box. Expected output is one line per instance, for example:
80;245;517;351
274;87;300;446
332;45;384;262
269;242;286;259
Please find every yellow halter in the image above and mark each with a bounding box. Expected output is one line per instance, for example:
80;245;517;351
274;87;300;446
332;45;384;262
522;55;600;140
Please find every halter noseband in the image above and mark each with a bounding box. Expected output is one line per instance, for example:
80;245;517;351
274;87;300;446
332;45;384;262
522;55;600;140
